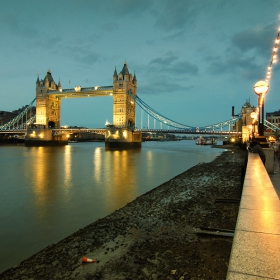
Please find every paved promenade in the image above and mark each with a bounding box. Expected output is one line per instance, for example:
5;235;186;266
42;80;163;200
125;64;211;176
226;153;280;280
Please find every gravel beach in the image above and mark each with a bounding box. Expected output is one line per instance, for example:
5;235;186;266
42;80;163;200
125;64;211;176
0;146;246;280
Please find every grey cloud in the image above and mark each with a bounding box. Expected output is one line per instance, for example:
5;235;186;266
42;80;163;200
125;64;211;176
137;59;196;97
232;23;275;54
150;56;178;65
80;0;152;17
150;55;198;75
0;13;39;39
172;61;198;75
33;35;62;50
66;43;102;65
139;77;193;96
130;53;199;97
205;52;264;82
205;55;227;74
153;1;200;32
77;52;100;64
204;22;279;81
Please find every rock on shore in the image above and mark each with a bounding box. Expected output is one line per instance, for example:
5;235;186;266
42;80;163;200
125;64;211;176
0;147;246;280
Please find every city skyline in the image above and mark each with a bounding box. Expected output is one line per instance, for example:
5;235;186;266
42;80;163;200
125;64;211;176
1;0;280;128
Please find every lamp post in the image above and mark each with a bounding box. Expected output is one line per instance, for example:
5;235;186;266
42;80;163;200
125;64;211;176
253;81;269;136
250;111;258;139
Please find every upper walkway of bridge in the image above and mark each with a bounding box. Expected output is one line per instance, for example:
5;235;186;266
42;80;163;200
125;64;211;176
47;85;113;98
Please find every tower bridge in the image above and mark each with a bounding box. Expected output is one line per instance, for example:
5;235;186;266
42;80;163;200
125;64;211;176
1;61;277;147
35;63;136;130
29;62;140;147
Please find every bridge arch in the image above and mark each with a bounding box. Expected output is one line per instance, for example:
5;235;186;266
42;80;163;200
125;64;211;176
48;121;55;129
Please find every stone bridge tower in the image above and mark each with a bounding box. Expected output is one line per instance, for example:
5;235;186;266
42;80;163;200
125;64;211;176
35;70;61;128
113;62;137;128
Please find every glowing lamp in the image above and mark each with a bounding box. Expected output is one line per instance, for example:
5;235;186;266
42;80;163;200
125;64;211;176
253;81;269;96
74;86;81;92
253;81;269;136
250;112;257;120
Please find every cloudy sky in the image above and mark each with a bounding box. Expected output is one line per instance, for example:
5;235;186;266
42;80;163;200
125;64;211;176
1;0;280;128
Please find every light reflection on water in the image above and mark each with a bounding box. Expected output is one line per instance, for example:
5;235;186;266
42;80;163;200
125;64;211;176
93;147;102;183
0;140;224;273
64;145;72;186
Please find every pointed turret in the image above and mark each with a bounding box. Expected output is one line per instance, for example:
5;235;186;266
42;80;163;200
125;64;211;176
113;66;118;82
58;79;62;91
36;75;40;88
44;70;54;87
121;61;129;76
44;76;49;89
133;72;137;86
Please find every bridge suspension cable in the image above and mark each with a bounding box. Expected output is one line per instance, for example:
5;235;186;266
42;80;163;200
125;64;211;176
128;91;242;131
0;98;36;130
264;119;280;132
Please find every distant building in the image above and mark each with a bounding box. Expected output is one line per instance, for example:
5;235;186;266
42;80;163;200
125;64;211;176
236;100;258;142
266;110;280;130
0;111;17;125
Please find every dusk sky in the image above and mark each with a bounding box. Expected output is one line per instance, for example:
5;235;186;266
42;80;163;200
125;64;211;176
1;0;280;128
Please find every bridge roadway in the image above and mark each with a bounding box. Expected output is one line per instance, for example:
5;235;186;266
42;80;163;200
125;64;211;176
53;128;241;136
0;128;241;137
136;128;241;135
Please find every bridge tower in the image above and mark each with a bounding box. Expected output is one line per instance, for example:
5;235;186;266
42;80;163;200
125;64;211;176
105;62;141;149
35;70;61;128
25;70;67;146
112;62;137;128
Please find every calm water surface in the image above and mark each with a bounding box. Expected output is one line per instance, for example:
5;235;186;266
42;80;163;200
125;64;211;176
0;140;224;273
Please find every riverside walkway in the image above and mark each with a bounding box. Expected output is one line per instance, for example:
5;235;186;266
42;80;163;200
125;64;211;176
226;153;280;280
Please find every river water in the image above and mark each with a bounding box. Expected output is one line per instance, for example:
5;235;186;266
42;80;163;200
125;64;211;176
0;140;224;273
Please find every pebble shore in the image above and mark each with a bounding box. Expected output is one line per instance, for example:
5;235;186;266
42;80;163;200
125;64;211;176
0;146;246;280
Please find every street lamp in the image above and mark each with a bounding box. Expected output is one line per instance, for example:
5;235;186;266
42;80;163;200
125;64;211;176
253;81;269;136
250;111;258;138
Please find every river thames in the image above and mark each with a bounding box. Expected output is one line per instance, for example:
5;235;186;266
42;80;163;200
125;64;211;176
0;140;224;273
